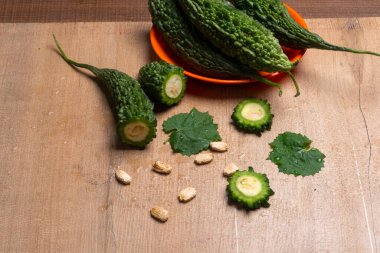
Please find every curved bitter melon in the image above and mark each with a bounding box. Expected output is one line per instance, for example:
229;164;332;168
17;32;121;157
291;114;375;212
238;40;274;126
233;0;380;56
231;98;273;136
149;0;290;96
53;35;157;148
138;61;186;106
227;167;274;210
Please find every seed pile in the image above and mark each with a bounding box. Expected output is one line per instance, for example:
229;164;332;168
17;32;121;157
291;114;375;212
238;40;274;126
114;140;240;223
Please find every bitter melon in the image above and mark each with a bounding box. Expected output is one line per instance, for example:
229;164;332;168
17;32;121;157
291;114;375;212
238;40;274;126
227;167;274;210
178;0;300;96
231;98;273;136
149;0;290;96
138;61;186;106
53;35;157;148
233;0;380;56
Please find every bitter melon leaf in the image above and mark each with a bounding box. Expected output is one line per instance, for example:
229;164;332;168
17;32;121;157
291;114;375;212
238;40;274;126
268;132;325;176
163;108;221;156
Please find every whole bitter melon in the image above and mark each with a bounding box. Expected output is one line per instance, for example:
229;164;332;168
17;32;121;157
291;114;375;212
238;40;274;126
233;0;380;56
231;98;273;136
138;61;186;106
227;167;274;210
178;0;300;96
149;0;290;96
53;36;157;148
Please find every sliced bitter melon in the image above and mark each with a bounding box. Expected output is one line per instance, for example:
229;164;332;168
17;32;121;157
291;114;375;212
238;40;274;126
231;98;273;136
138;61;186;106
227;167;274;210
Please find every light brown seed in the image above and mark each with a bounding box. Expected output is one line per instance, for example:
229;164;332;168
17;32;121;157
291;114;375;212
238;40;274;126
210;141;228;152
150;206;169;222
178;187;197;203
152;161;172;174
194;152;213;165
223;163;239;177
115;169;131;185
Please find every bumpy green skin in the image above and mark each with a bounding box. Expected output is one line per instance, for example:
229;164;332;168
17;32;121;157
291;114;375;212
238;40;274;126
233;0;380;56
53;36;157;148
178;0;295;73
148;0;255;78
97;70;157;147
227;167;274;210
231;98;273;136
149;0;300;96
138;61;186;106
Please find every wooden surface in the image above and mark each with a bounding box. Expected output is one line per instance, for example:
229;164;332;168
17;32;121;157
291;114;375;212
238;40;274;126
0;19;380;253
0;0;380;22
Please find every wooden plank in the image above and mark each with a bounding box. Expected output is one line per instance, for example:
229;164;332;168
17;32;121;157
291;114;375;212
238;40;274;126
0;19;379;252
0;0;379;23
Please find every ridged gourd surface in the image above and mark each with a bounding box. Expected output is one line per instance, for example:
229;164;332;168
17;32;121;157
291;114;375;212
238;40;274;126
148;0;255;78
234;0;380;56
138;61;186;106
178;0;294;72
97;70;156;125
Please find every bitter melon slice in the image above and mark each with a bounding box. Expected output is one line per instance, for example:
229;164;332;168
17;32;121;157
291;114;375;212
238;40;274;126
231;98;273;136
227;167;274;210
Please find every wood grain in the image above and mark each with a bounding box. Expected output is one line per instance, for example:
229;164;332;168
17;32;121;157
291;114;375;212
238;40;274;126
0;0;379;23
0;19;379;252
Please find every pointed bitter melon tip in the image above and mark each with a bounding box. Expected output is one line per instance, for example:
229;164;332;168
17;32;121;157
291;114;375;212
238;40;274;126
51;35;100;75
52;34;69;62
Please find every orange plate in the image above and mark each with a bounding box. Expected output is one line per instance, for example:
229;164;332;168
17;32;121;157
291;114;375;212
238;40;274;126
150;3;307;85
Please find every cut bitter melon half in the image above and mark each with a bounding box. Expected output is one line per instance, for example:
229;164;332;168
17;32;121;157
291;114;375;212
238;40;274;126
227;167;274;210
138;61;186;106
53;35;157;148
231;98;273;136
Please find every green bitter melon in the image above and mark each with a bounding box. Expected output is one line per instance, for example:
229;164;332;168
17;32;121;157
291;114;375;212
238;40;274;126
231;98;273;136
53;35;157;148
138;61;186;106
233;0;380;56
227;167;274;210
178;0;300;96
149;0;292;96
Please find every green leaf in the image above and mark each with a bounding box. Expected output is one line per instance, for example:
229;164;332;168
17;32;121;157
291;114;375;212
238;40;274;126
163;108;221;156
267;132;325;176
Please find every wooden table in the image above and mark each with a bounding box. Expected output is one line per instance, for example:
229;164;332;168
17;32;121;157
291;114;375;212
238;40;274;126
1;1;379;253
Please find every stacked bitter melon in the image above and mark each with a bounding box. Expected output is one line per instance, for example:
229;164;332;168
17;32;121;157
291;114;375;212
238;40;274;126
148;0;252;78
149;0;300;96
178;0;295;73
150;0;380;97
148;0;295;96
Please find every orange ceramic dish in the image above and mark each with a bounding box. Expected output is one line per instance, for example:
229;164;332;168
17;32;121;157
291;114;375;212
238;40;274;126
150;3;307;85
